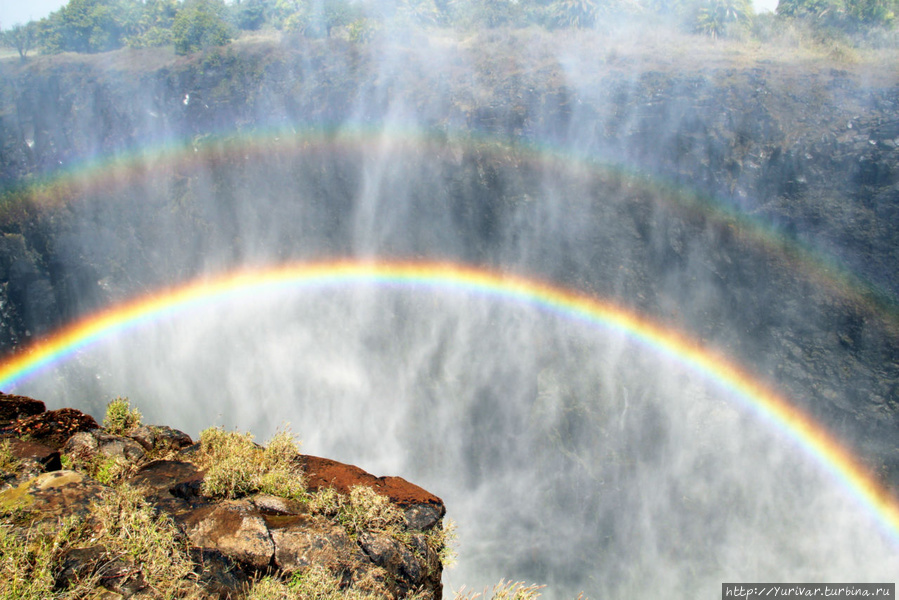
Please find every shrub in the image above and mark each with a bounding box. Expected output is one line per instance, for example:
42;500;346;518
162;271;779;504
247;565;387;599
0;486;204;599
339;485;405;538
197;427;305;499
692;0;753;37
0;439;20;473
551;0;603;28
102;396;142;435
172;0;235;54
454;580;547;600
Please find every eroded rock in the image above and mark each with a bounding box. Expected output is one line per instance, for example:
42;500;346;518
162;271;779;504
270;514;357;574
0;470;106;519
183;499;274;569
0;393;45;425
4;408;99;449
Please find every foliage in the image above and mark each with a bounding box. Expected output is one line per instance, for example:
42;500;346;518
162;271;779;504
1;23;38;60
397;0;444;26
197;426;305;499
102;396;142;435
126;0;178;48
280;0;356;37
846;0;895;25
0;516;84;599
453;580;547;600
247;565;388;600
232;0;268;30
0;439;20;473
427;517;458;568
0;486;203;599
37;0;141;54
692;0;753;36
550;0;604;27
347;17;382;42
451;0;528;28
776;0;895;29
172;0;235;55
338;485;406;537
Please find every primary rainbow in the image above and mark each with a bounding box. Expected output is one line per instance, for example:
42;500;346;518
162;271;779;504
1;258;898;543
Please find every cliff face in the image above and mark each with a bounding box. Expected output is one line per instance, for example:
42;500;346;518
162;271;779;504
0;393;449;599
0;31;897;489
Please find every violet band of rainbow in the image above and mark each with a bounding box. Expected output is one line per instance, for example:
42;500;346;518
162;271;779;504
0;259;897;546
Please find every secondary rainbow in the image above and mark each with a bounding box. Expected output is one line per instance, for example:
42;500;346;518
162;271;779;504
5;125;896;326
1;258;898;544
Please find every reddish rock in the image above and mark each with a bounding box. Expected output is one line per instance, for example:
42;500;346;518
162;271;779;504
300;455;444;510
4;408;99;449
3;437;61;472
0;393;45;425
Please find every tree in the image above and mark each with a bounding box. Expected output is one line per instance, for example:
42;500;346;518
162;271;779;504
172;0;235;54
776;0;895;30
551;0;604;27
693;0;753;36
2;23;37;60
232;0;267;30
37;0;142;54
127;0;178;48
846;0;895;25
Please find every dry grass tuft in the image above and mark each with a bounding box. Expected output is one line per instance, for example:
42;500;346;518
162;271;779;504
197;426;306;499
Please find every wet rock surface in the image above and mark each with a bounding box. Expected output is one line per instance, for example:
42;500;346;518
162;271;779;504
0;393;448;599
0;39;897;492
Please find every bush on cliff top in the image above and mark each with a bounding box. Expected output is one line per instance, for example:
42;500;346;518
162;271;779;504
197;426;306;499
102;396;142;435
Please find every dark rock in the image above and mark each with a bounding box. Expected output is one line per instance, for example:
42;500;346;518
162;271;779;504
270;514;357;574
55;545;107;590
404;504;443;531
4;408;99;450
63;430;100;459
4;437;61;472
127;460;204;516
0;470;106;520
182;499;274;569
358;531;425;586
129;425;193;454
252;493;307;516
0;393;45;425
190;547;249;599
95;432;146;463
55;545;149;597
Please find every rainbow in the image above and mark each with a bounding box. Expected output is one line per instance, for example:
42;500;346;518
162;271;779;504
0;258;898;544
3;125;897;328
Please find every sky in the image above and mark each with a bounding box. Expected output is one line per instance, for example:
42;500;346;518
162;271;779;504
0;0;779;29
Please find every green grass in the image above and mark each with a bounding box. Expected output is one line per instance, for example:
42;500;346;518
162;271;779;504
197;426;306;499
102;397;142;435
0;485;205;599
0;440;20;473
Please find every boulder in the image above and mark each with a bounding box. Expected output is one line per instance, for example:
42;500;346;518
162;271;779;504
3;437;61;472
3;408;99;449
128;425;192;453
0;393;45;425
359;531;426;586
182;499;275;569
0;470;106;519
270;514;358;573
301;455;445;515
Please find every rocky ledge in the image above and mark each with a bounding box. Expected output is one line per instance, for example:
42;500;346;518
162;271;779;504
0;393;449;599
